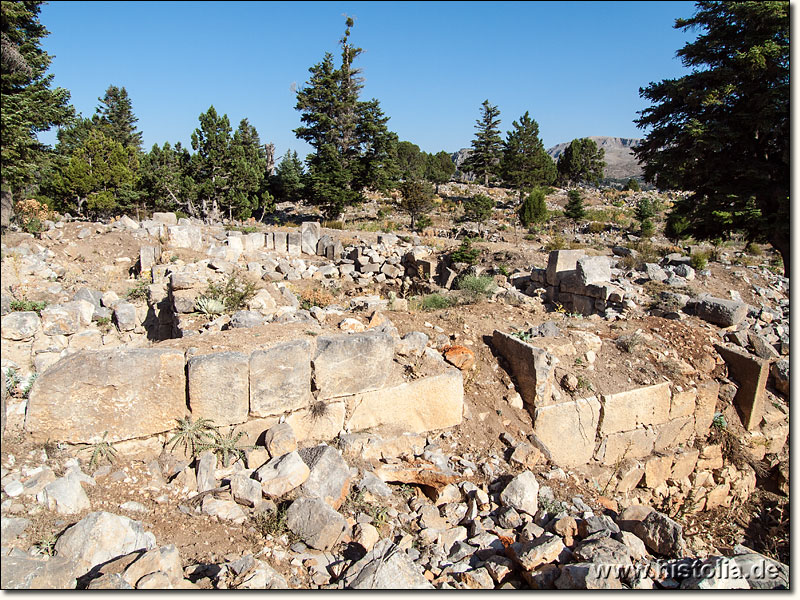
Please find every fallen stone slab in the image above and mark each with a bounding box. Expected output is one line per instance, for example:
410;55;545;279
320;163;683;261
500;470;539;516
546;249;585;287
25;348;186;444
342;539;433;589
618;505;684;557
599;382;671;435
298;444;352;510
576;255;611;286
492;330;558;408
285;497;350;551
54;511;156;576
714;343;768;431
694;295;747;327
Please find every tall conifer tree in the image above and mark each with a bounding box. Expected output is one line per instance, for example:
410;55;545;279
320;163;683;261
460;100;502;186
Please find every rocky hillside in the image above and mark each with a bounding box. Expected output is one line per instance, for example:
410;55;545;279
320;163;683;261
547;137;643;181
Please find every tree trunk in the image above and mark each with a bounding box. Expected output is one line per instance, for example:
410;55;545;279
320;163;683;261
770;229;790;278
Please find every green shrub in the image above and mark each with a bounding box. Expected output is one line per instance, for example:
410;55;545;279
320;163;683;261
420;293;452;311
544;234;568;252
455;274;496;298
451;238;481;265
587;221;606;234
745;242;762;256
10;299;47;314
462;193;494;223
125;279;150;301
225;225;258;234
640;219;655;238
564;189;585;220
322;220;344;230
200;271;257;313
690;251;710;270
518;188;548;227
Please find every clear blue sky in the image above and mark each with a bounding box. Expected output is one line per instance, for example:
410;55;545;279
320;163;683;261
37;1;698;160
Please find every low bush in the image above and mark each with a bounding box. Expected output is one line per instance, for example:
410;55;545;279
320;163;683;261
10;299;47;314
455;274;496;300
451;238;481;265
419;293;452;311
690;251;710;271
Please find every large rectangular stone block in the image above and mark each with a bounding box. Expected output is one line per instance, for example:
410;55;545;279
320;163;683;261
188;352;249;426
25;349;187;444
166;225;202;250
653;416;694;452
250;340;313;417
694;380;719;437
273;231;288;253
287;232;302;256
596;428;656;466
670;388;697;420
713;344;767;431
301;222;321;255
546;249;585;286
492;331;558;408
576;255;612;285
313;331;395;400
530;396;601;467
599;382;671;435
345;371;463;434
695;295;747;327
243;232;265;253
264;232;275;251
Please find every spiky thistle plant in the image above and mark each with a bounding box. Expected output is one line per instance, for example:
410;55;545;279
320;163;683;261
167;416;217;457
197;428;251;467
88;431;118;469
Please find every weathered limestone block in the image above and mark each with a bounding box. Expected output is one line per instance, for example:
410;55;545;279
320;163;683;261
644;454;673;489
188;352;249;426
670;388;697;420
243;232;265;253
1;311;40;340
139;245;161;273
300;222;321;255
576;255;612;285
166;225;202;250
653;416;694;452
695;295;747;327
273;231;288;253
40;304;82;336
713;344;767;431
694;380;719;437
670;448;699;480
170;289;199;314
287;232;302;256
345;371;463;434
596;428;657;466
152;212;177;225
313;331;394;399
492;330;559;408
546;249;585;286
599;382;671;435
25;349;186;443
249;340;313;417
530;396;601;467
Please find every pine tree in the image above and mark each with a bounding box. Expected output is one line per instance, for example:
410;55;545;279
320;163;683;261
95;85;143;152
460;100;503;186
518;188;548;227
397;141;426;181
271;150;305;203
564;189;585;221
398;179;435;231
1;0;73;198
425;150;455;194
501;111;556;200
228;118;271;220
295;18;397;219
556;138;605;186
635;1;789;276
462;193;493;223
138;141;197;215
190;105;232;221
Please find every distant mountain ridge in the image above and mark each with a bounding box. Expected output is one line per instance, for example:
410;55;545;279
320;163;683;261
546;136;643;180
451;136;643;182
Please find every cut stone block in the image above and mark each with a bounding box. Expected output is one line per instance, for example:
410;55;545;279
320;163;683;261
546;249;585;286
576;256;612;285
300;222;321;255
188;352;249;426
694;380;719;437
166;225;202;250
596;428;656;466
312;331;394;399
643;454;673;489
695;295;747;327
345;371;463;434
25;349;186;444
273;231;288;253
287;232;302;256
653;416;694;452
670;388;697;420
714;344;768;431
599;382;671;435
492;330;559;408
249;340;313;417
670;448;699;480
530;396;600;467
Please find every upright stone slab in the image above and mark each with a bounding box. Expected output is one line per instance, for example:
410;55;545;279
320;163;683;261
273;231;288;253
546;250;586;286
287;232;302;256
313;331;395;399
325;240;343;261
491;330;558;408
188;352;249;426
531;396;601;467
345;371;464;434
301;222;321;255
243;232;265;253
25;349;187;443
576;256;612;286
250;340;313;417
139;244;161;274
317;235;333;257
713;344;768;431
264;232;275;251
